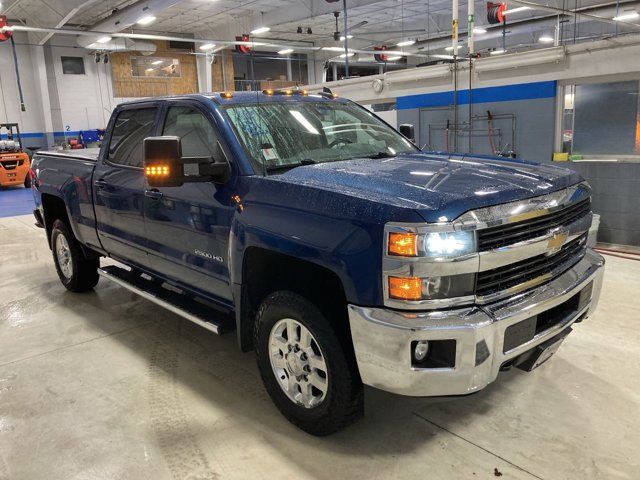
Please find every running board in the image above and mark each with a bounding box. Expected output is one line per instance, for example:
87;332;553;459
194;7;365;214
98;265;234;335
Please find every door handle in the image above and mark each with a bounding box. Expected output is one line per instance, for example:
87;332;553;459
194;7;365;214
145;189;163;200
94;179;109;189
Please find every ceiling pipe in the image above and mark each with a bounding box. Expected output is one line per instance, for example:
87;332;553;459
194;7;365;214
2;24;429;58
406;0;640;54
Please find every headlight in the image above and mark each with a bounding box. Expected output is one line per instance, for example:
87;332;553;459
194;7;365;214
388;274;476;301
387;230;476;259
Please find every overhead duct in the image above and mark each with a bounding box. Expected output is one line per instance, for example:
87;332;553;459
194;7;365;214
473;46;566;72
385;64;452;84
79;37;157;54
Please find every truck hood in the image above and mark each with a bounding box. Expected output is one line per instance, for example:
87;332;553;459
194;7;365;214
275;153;584;223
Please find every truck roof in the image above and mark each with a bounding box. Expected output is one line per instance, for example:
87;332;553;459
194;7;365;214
116;91;346;107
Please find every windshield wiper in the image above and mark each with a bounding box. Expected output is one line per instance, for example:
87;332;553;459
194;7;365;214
265;158;317;173
366;151;397;159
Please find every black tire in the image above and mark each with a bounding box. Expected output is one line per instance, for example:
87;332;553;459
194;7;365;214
23;175;31;188
51;219;99;292
255;291;363;436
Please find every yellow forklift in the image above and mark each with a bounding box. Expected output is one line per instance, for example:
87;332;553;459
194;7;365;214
0;123;31;188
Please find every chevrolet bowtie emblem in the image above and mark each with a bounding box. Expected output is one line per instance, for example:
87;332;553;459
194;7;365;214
547;228;568;254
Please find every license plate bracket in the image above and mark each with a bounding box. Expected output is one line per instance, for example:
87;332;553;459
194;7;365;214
515;327;572;372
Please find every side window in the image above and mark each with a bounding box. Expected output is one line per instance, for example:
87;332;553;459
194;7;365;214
162;106;218;157
108;108;157;168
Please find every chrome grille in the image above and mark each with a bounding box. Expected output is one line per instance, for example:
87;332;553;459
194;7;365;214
476;234;588;297
477;198;591;251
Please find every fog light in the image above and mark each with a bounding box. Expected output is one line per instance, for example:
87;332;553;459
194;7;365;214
413;340;429;362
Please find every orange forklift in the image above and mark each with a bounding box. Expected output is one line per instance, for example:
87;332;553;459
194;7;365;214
0;123;31;188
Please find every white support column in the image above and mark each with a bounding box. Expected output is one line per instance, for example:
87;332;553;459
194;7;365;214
196;53;212;92
29;36;55;148
286;57;293;81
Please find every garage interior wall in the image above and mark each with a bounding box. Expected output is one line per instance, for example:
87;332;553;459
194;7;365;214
0;32;45;149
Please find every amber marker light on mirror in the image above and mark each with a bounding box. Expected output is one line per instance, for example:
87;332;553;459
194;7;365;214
145;165;170;176
388;232;418;256
220;92;233;99
388;276;422;301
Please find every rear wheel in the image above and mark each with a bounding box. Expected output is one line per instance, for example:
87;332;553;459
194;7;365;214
51;219;99;292
255;291;363;436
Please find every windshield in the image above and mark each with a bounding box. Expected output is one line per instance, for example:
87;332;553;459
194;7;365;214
223;100;418;174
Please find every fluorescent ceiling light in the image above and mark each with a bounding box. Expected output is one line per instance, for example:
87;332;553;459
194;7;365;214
151;60;163;65
386;55;402;61
503;6;531;15
278;48;294;55
473;27;487;34
137;15;156;25
490;49;506;55
340;52;355;58
397;39;415;47
339;35;354;41
322;46;345;51
445;45;461;51
612;11;639;21
250;26;270;34
199;43;216;50
290;110;319;135
538;35;554;43
432;54;454;59
96;36;111;43
145;68;154;71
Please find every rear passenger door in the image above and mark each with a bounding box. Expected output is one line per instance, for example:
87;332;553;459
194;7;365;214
94;105;159;265
144;102;234;302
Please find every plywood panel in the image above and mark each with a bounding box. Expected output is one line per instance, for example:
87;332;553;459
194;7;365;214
111;41;198;98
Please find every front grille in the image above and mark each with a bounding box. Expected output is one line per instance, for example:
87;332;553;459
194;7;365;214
477;198;591;251
476;234;587;297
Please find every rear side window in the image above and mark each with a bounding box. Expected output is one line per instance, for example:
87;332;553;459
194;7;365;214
162;106;218;157
107;108;157;168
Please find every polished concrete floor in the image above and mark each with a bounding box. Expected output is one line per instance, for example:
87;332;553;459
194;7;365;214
1;213;639;480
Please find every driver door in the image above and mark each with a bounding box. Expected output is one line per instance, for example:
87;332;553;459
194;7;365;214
144;102;234;302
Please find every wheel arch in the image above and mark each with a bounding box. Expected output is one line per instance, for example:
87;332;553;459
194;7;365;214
236;247;351;353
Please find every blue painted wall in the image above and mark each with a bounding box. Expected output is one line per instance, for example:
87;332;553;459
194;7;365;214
396;81;557;163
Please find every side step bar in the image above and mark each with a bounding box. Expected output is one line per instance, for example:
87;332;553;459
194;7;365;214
98;265;234;335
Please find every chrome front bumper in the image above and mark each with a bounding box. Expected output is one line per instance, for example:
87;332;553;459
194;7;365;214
348;249;605;397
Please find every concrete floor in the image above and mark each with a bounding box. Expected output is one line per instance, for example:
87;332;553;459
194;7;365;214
1;213;639;480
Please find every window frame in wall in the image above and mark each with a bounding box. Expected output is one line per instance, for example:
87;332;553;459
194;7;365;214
558;79;640;159
130;57;182;78
61;56;86;75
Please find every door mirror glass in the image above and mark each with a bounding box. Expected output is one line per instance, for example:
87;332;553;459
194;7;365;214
144;136;184;187
399;124;415;143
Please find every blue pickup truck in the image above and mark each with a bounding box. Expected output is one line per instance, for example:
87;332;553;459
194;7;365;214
30;91;604;435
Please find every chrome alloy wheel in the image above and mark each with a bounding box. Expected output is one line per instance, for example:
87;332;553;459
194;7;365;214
269;318;328;408
55;234;73;279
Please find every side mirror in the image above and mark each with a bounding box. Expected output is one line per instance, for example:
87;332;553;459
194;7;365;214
399;124;415;143
144;136;184;188
144;136;231;187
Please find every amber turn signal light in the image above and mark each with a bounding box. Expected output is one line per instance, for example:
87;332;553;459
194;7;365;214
388;232;418;256
388;276;422;301
145;165;170;177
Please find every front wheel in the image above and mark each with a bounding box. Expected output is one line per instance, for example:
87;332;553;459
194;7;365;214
51;219;99;292
255;291;363;436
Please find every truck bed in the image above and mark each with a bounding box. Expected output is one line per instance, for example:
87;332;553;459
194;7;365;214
35;148;100;162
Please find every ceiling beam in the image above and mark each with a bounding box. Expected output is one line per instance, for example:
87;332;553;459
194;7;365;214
38;0;102;45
